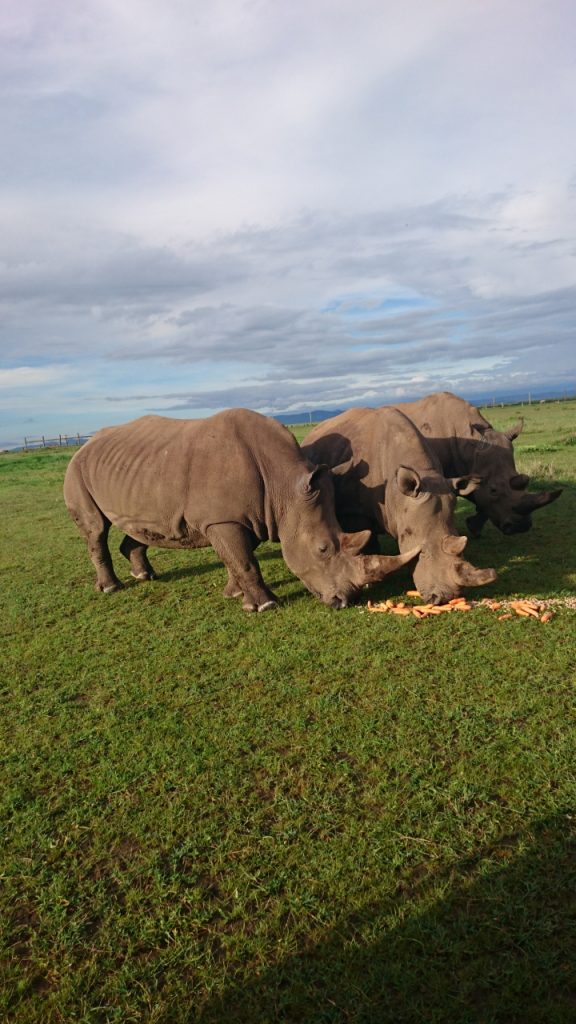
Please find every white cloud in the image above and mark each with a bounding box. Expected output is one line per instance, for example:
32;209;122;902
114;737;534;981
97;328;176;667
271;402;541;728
0;365;72;389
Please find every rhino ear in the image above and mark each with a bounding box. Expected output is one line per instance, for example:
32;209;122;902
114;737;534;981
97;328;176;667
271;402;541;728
450;474;483;496
396;465;421;497
510;473;529;490
341;530;372;556
504;418;524;442
331;458;354;477
442;534;468;555
302;464;328;494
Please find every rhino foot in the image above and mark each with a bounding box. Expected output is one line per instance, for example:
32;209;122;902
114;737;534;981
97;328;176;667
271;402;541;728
131;570;157;581
99;581;123;593
241;597;278;612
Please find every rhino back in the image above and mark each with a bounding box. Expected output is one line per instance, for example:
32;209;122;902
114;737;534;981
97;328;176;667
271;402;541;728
67;410;301;544
395;392;491;432
304;407;438;479
393;392;506;475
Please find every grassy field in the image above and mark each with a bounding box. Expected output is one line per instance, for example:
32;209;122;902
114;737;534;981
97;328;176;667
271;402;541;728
1;400;575;1023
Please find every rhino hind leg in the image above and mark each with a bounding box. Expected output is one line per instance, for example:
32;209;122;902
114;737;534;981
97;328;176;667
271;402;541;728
206;523;278;612
120;535;157;581
64;459;122;592
67;502;122;592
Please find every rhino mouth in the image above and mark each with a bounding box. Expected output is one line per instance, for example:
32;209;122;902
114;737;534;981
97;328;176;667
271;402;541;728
307;586;356;609
420;589;458;606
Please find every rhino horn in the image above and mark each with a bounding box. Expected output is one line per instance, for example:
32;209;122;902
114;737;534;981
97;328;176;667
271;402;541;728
456;561;498;587
515;488;562;514
442;534;468;555
360;546;421;584
504;419;524;442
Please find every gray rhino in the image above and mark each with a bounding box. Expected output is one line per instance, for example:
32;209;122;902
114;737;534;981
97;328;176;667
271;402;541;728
63;410;419;611
393;392;562;537
302;407;497;605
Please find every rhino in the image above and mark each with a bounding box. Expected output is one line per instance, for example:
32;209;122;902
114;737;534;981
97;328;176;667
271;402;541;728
63;409;420;611
393;392;562;537
302;407;497;605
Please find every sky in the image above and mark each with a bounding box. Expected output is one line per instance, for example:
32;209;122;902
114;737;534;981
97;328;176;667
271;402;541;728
1;0;575;447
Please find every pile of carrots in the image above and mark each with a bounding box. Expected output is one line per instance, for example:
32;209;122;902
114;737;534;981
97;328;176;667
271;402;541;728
366;593;554;622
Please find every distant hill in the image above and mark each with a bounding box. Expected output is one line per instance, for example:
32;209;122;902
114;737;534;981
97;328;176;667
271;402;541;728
273;409;344;425
272;387;576;426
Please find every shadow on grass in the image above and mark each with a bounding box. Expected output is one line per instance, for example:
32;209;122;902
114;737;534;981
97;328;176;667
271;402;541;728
151;546;284;586
200;814;576;1024
457;478;576;597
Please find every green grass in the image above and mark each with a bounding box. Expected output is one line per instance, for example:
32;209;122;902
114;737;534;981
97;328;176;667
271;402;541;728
1;402;576;1023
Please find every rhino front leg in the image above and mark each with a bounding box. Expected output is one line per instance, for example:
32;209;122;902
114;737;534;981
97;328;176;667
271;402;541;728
466;510;488;538
206;523;278;612
222;535;263;599
120;535;157;580
223;570;243;599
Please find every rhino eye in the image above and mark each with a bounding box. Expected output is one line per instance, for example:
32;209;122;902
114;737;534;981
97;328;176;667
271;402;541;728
318;542;329;555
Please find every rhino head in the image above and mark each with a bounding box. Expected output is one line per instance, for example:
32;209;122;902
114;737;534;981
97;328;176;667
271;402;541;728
392;465;497;605
280;465;420;608
466;420;562;537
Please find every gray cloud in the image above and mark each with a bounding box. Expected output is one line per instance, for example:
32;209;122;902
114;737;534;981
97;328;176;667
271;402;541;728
2;199;575;412
1;0;575;447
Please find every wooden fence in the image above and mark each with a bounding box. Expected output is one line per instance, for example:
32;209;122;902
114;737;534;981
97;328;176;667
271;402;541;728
23;433;95;450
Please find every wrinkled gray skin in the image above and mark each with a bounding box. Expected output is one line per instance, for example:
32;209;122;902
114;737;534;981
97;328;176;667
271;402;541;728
303;407;497;605
394;392;562;537
64;410;419;611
